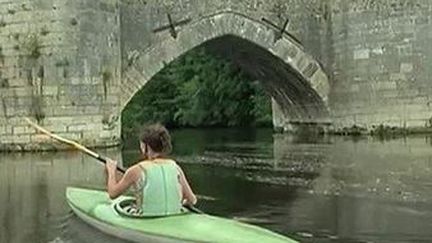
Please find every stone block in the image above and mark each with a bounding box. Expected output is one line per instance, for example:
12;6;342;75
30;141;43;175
99;130;115;139
12;125;32;135
3;87;31;97
30;134;51;143
353;49;370;60
373;81;397;90
67;123;89;132
406;119;428;127
56;132;82;141
0;135;15;143
5;106;29;117
0;125;12;135
42;86;59;96
43;123;67;133
83;105;101;114
13;134;31;143
390;73;406;81
400;63;413;73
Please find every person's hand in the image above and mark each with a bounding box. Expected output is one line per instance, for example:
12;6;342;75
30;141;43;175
182;198;197;206
105;158;118;176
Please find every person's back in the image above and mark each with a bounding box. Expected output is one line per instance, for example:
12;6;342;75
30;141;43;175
138;159;182;216
104;123;197;217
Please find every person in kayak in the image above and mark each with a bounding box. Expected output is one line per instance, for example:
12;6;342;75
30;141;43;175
105;123;197;216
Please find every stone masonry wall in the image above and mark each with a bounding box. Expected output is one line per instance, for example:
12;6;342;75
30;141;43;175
3;0;432;150
0;0;121;150
329;0;432;131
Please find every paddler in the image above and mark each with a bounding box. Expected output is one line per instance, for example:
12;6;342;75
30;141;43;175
105;123;197;216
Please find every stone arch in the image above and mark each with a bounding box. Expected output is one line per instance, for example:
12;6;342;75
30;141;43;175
121;11;331;129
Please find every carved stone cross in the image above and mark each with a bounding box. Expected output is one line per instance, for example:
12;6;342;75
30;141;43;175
153;13;191;39
261;17;301;45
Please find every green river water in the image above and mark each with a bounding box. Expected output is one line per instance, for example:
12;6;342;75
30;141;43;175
2;128;432;243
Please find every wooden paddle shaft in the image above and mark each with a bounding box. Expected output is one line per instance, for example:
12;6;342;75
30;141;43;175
24;118;126;173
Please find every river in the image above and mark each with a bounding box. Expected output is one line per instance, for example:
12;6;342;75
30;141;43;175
2;128;432;243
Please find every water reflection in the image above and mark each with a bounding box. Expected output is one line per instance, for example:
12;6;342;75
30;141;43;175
271;134;432;242
2;130;432;242
0;150;121;243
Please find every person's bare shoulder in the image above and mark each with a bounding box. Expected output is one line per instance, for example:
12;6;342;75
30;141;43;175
170;159;179;167
174;162;186;174
124;164;144;180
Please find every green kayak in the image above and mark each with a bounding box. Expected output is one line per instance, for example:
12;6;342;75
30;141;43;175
66;187;298;243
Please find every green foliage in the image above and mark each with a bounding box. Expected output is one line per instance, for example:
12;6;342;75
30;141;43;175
122;47;272;137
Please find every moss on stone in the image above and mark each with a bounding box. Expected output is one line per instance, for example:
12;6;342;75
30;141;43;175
70;18;78;26
0;46;4;63
21;34;42;59
21;4;31;11
332;125;368;136
31;96;45;122
40;27;50;36
330;123;432;138
55;58;70;67
0;78;9;88
28;38;41;59
101;69;111;99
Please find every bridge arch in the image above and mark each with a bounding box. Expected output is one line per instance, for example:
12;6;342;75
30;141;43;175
121;12;331;130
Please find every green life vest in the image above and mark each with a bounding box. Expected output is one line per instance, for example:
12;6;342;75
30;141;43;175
140;160;182;217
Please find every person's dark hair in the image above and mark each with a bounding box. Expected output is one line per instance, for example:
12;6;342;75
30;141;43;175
140;123;172;154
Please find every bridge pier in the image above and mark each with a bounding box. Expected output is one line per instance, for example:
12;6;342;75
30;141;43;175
0;0;122;150
272;100;332;134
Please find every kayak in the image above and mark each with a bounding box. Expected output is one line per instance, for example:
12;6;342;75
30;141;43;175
66;187;298;243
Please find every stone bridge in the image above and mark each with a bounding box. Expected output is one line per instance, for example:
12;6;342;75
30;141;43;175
1;0;432;150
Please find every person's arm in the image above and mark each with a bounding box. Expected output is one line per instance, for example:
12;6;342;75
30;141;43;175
106;159;140;199
177;165;197;205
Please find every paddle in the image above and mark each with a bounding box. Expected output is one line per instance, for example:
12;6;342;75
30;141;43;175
24;117;203;214
24;118;125;169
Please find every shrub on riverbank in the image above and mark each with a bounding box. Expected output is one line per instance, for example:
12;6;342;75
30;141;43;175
122;47;272;138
